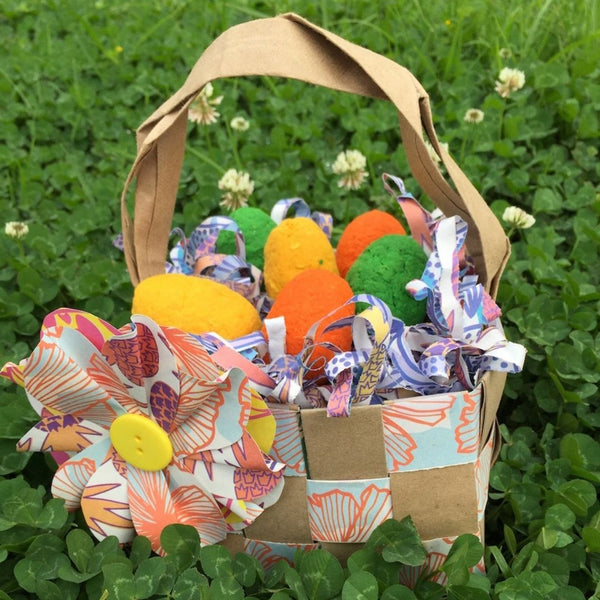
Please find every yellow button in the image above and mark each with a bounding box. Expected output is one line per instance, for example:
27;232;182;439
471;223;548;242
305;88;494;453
110;413;173;471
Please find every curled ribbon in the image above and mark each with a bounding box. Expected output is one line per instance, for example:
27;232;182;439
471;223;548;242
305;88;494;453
270;198;333;239
168;216;267;310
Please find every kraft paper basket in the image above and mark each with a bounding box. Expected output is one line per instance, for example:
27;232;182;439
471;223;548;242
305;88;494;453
120;13;511;569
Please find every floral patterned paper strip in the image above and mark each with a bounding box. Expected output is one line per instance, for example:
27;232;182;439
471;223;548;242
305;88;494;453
407;216;501;340
382;387;481;473
267;404;306;476
383;173;439;255
322;295;392;416
306;478;392;543
169;216;243;272
261;317;329;408
216;346;275;396
244;539;319;569
1;308;285;553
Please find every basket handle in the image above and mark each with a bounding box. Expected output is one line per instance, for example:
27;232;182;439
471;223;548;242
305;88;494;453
121;13;510;296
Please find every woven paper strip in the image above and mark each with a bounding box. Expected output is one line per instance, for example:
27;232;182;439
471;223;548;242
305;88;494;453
244;539;319;569
306;477;392;543
382;386;482;473
268;405;306;477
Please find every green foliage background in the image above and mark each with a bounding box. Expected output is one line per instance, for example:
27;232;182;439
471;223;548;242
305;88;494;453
0;0;599;598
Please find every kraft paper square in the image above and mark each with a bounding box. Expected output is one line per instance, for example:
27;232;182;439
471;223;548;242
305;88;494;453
301;405;388;480
390;463;479;540
244;476;313;543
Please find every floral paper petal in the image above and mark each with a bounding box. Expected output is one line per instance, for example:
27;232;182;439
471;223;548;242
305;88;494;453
187;432;286;472
181;453;283;505
171;484;227;546
246;390;276;454
102;316;181;419
171;367;250;456
221;498;264;530
23;334;119;424
166;463;228;545
102;319;161;387
233;465;284;502
51;437;112;510
149;379;180;432
161;327;220;381
17;414;107;454
251;475;285;509
181;460;237;500
228;431;281;471
128;465;226;552
172;372;220;431
219;479;284;530
41;309;120;352
127;466;178;553
85;353;139;417
0;360;26;387
80;454;134;544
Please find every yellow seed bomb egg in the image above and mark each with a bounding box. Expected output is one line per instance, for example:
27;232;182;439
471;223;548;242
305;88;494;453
263;217;338;299
132;273;262;339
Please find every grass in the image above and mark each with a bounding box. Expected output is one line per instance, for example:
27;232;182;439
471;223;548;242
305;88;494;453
1;0;599;597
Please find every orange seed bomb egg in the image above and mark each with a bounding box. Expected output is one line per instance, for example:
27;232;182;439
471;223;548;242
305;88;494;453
264;269;354;376
336;210;406;277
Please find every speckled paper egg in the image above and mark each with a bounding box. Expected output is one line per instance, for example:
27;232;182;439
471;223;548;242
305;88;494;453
263;217;338;299
132;273;261;339
216;206;276;270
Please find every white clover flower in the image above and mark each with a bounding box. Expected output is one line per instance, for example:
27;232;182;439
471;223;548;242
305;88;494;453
495;67;526;98
203;82;215;98
464;108;485;124
502;206;535;229
424;140;449;165
4;221;29;239
499;48;512;60
188;83;224;125
230;116;250;132
331;149;368;190
218;168;254;211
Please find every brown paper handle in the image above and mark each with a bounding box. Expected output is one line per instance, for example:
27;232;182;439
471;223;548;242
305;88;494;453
121;13;510;295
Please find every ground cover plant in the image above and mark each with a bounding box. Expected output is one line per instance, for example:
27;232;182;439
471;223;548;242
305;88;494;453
1;0;599;597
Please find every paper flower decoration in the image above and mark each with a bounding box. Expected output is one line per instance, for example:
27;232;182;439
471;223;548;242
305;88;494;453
1;308;284;553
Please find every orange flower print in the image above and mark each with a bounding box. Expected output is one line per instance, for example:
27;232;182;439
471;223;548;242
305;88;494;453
307;479;392;543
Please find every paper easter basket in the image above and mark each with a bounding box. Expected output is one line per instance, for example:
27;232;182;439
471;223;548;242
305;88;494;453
120;13;514;569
